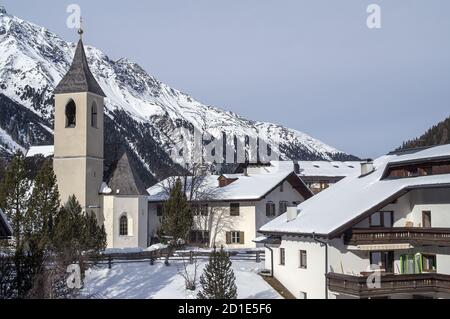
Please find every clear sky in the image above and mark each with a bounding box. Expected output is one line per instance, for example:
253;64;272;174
2;0;450;158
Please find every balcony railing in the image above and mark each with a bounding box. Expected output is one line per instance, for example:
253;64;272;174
344;228;450;247
327;273;450;298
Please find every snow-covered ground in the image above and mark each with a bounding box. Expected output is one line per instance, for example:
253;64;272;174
82;260;281;300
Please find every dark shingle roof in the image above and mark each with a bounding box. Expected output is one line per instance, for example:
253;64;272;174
106;152;148;196
54;39;106;97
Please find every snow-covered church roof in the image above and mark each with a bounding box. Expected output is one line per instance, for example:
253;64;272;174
260;144;450;237
26;145;54;158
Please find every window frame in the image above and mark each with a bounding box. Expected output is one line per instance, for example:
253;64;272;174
280;248;286;266
266;201;276;218
279;201;289;215
300;250;307;269
119;215;128;236
65;100;77;128
422;211;432;228
370;211;394;228
231;231;241;244
156;204;164;217
91;102;98;128
230;203;240;216
422;254;437;273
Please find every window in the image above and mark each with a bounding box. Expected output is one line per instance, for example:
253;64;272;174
65;100;76;128
422;254;437;273
370;211;393;228
280;182;284;192
280;248;286;265
370;251;394;273
300;250;307;269
193;204;209;216
119;215;128;236
190;231;210;245
230;203;240;216
91;102;98;128
266;202;276;218
279;201;289;215
422;211;432;228
156;204;164;217
226;231;244;245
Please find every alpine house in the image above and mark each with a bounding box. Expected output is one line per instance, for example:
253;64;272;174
148;169;312;249
259;144;450;299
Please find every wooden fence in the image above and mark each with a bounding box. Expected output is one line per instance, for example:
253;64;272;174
89;250;265;269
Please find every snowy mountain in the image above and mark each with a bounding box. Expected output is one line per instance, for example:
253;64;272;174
0;7;357;185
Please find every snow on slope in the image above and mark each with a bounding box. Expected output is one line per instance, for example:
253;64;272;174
0;7;356;182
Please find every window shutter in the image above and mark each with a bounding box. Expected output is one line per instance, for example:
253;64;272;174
240;232;245;245
226;232;231;245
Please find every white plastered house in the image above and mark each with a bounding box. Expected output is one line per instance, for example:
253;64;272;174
259;144;450;299
148;168;313;249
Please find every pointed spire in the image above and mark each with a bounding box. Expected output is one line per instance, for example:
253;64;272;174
54;27;106;97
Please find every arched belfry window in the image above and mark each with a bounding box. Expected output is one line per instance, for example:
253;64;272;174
119;215;128;236
91;102;98;128
65;100;76;128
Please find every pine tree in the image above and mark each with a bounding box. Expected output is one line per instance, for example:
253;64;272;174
54;195;84;255
161;178;193;243
198;247;237;300
0;152;30;241
27;160;60;247
0;153;33;298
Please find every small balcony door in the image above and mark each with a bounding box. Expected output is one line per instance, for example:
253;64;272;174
422;211;432;228
370;251;394;273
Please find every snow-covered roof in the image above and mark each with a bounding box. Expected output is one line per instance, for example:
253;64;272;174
26;145;54;158
260;144;450;237
148;170;311;202
270;161;361;177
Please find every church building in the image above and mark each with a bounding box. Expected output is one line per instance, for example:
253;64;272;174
28;30;311;250
52;30;150;249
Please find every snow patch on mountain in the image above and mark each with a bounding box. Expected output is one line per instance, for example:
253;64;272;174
0;7;357;182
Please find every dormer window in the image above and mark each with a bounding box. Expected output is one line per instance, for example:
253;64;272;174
65;100;76;128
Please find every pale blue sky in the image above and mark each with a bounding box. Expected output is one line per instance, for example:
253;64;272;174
2;0;450;158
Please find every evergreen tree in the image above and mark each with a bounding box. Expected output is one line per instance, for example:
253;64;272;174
0;152;30;241
161;178;193;242
27;160;60;247
198;247;237;300
0;153;34;298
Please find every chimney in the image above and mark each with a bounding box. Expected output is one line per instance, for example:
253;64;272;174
293;161;300;174
360;160;374;176
287;207;299;222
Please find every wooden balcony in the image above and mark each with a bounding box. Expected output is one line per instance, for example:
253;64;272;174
344;228;450;247
327;273;450;298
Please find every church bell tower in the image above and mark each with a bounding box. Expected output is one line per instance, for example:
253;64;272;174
53;27;106;215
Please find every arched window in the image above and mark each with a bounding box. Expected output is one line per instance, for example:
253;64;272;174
65;100;76;128
266;201;276;218
91;102;98;128
119;215;128;236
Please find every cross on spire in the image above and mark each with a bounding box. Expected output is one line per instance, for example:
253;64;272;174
78;16;84;39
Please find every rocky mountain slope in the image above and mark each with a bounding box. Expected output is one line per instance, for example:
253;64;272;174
0;6;357;186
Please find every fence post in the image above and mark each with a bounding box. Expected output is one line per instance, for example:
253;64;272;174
108;256;112;269
190;251;194;265
150;252;155;266
256;251;261;263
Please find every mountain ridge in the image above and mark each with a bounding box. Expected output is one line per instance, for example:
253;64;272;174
0;7;358;186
